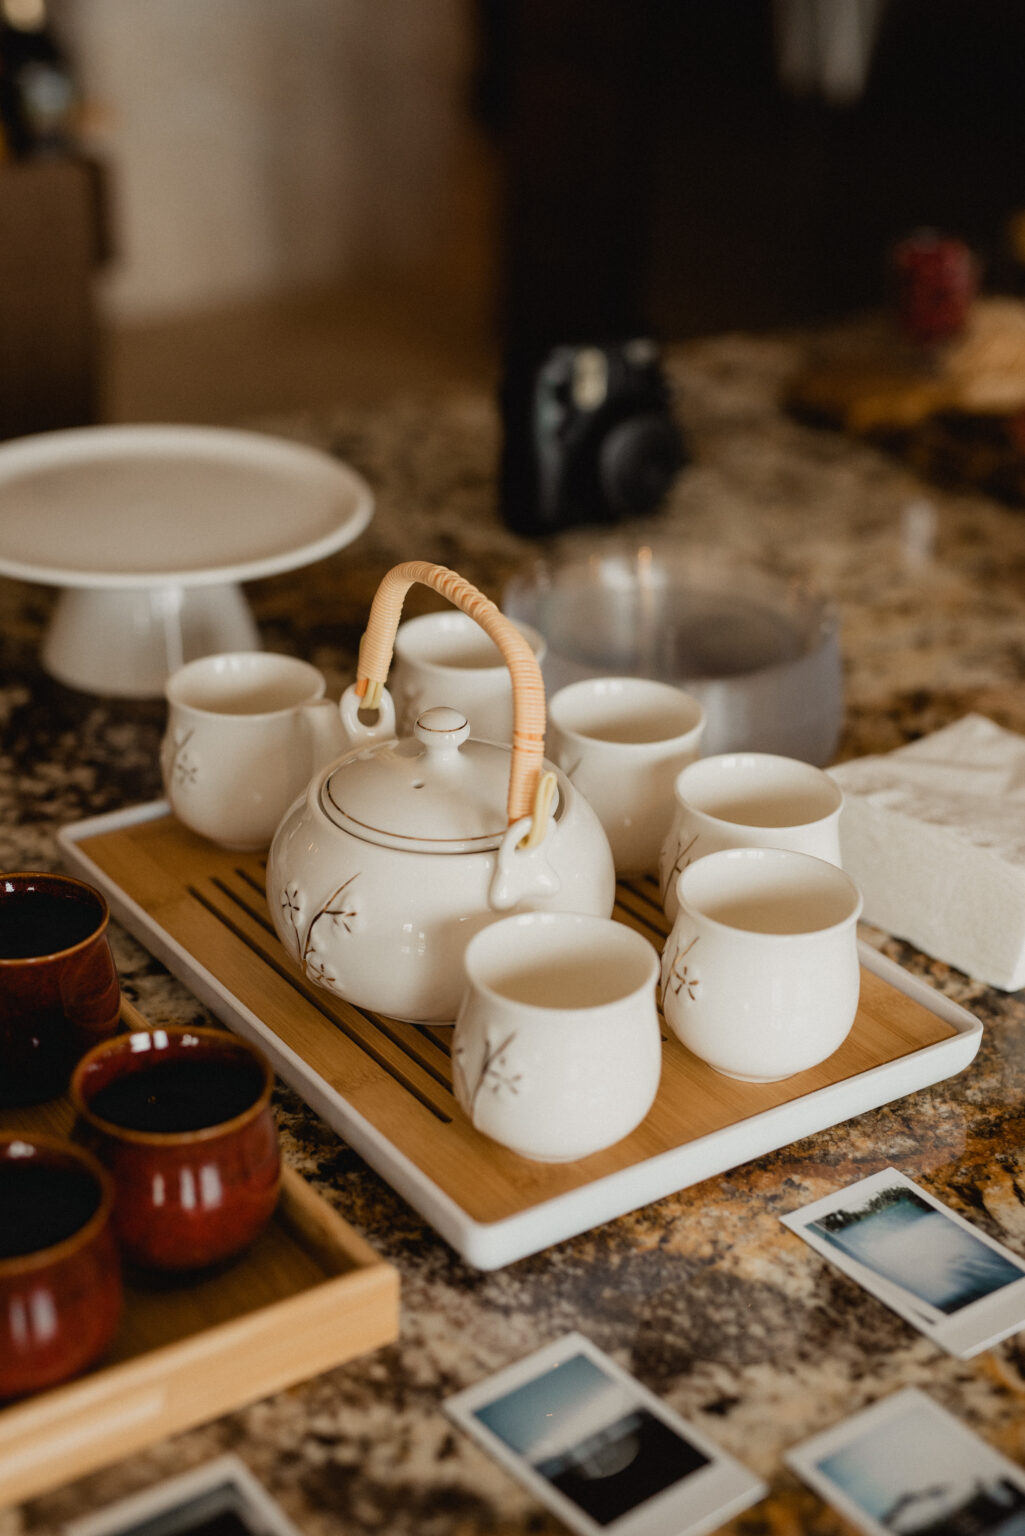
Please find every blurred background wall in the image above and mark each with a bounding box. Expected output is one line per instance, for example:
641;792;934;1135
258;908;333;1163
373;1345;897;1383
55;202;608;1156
54;0;1025;330
5;0;1025;427
59;0;479;323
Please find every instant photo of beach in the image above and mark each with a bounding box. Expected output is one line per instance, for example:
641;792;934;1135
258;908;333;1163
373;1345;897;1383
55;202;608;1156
782;1169;1025;1355
788;1388;1025;1536
808;1181;1024;1316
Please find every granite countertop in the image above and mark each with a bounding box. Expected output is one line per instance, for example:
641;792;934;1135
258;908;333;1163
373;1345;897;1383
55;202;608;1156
4;330;1025;1535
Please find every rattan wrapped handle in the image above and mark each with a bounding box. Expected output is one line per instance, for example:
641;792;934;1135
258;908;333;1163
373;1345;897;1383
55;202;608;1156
355;561;548;828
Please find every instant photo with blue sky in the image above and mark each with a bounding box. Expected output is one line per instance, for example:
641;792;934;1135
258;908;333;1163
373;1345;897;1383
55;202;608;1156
446;1332;765;1536
781;1168;1025;1357
787;1388;1025;1536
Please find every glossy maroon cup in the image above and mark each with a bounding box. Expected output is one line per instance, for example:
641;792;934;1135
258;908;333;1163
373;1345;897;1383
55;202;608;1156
70;1026;281;1271
0;872;121;1107
0;1133;122;1400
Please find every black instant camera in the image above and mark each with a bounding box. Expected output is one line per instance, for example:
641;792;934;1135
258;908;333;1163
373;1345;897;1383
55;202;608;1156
499;338;686;536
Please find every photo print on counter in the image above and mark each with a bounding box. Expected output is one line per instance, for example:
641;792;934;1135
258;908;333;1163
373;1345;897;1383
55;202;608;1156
445;1331;765;1536
64;1455;303;1536
781;1167;1025;1357
786;1386;1025;1536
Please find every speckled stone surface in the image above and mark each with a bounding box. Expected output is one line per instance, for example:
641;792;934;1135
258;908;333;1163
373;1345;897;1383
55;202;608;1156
4;331;1025;1535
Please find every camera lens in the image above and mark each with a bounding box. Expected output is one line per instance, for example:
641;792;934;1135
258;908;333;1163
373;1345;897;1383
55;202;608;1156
598;414;686;515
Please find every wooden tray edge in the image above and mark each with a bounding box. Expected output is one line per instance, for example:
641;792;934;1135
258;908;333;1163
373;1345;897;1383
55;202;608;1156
55;805;985;1272
0;1164;400;1507
456;994;983;1266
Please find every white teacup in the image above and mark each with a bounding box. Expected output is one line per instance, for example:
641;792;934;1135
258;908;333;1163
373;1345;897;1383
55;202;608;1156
452;911;662;1162
547;677;706;878
659;751;844;922
160;651;347;851
391;610;546;743
661;846;862;1082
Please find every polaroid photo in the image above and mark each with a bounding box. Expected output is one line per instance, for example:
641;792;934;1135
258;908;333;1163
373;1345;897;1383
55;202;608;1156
780;1167;1025;1357
445;1331;765;1536
65;1455;303;1536
787;1386;1025;1536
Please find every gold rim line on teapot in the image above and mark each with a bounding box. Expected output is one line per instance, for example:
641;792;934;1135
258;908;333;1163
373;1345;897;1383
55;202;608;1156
353;560;553;847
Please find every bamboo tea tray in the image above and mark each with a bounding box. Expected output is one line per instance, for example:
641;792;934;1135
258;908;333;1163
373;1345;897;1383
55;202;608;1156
0;1000;400;1508
58;802;983;1271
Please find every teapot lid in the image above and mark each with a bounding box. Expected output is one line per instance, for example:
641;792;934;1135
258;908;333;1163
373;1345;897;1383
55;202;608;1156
320;706;550;852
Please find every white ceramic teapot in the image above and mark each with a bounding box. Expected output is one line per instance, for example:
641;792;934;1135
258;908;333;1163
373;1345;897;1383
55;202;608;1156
266;561;616;1022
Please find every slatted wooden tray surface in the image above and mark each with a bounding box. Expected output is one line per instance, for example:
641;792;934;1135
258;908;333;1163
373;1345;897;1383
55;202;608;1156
0;1001;400;1507
59;803;982;1270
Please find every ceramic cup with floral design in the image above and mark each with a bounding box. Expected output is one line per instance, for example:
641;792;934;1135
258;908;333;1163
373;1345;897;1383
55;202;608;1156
452;911;662;1161
661;846;862;1082
659;751;844;923
392;610;546;743
548;675;706;877
161;651;348;851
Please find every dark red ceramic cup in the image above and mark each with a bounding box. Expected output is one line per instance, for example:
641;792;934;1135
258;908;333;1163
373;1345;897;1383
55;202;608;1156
0;872;121;1107
70;1026;281;1271
0;1132;122;1400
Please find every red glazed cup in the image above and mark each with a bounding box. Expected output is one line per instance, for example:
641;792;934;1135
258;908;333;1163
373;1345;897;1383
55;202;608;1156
0;872;122;1107
70;1026;280;1271
0;1133;122;1400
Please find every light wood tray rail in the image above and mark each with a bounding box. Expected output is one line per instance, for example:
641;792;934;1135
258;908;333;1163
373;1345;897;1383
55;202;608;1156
68;813;960;1227
0;1005;400;1507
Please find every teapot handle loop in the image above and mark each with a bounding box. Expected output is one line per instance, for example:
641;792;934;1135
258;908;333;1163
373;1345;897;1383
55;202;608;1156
354;560;549;833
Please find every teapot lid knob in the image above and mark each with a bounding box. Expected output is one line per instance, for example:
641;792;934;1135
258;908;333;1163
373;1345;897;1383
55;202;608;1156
413;707;471;753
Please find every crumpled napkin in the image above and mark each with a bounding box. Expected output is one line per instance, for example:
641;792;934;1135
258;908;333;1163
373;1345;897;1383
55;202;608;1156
830;714;1025;989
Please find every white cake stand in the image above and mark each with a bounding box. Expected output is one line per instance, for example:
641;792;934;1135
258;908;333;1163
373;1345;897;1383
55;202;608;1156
0;424;374;697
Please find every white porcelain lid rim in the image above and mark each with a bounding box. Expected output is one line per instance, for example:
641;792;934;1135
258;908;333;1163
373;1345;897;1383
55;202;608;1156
319;718;561;849
316;795;505;854
316;783;566;853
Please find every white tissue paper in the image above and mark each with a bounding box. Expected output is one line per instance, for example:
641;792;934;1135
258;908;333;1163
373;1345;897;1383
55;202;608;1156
829;714;1025;990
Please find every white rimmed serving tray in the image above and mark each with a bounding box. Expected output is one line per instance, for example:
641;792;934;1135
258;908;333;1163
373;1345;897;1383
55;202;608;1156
58;801;983;1272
